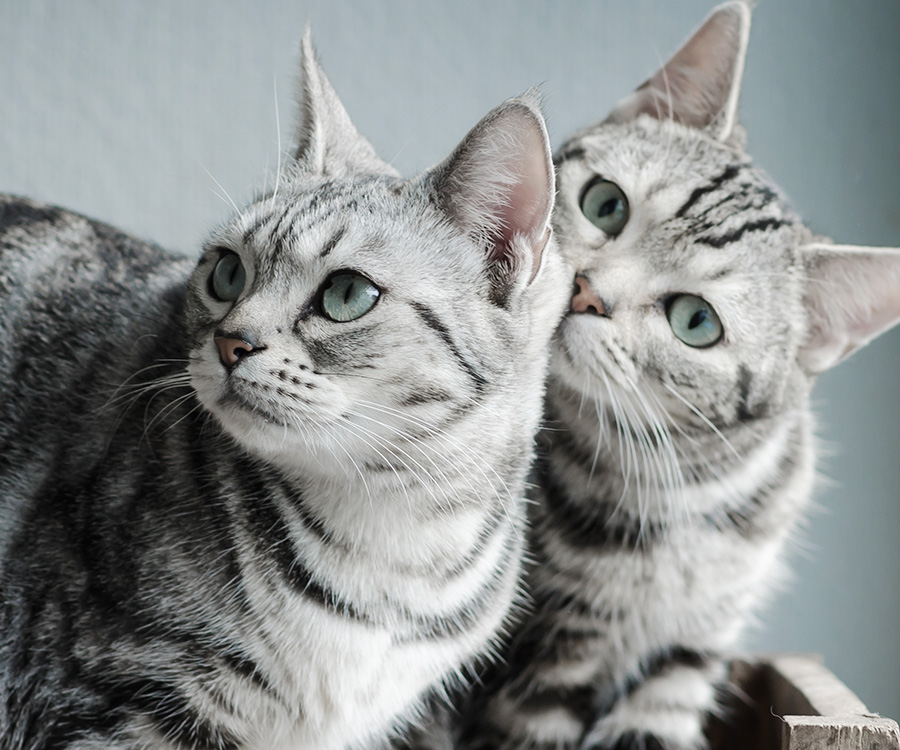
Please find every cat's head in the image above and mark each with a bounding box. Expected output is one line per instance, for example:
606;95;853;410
185;31;567;481
551;0;900;437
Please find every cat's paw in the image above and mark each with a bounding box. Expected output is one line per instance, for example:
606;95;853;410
580;664;714;750
583;731;666;750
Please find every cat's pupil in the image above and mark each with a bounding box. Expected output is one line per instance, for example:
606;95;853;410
689;310;708;330
597;198;620;219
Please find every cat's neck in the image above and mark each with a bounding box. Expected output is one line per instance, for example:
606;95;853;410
541;375;811;523
208;418;522;574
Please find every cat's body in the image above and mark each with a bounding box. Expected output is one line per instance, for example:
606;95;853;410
440;3;900;749
0;37;568;749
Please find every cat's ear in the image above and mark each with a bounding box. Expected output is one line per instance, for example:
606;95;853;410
428;91;555;293
293;27;399;177
799;243;900;374
604;0;751;142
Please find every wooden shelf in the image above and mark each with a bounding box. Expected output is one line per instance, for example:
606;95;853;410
709;655;900;749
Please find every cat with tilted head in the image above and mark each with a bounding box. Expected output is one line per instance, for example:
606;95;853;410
0;32;569;749
449;3;900;749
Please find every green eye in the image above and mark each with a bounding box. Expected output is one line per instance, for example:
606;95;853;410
320;272;381;322
580;178;629;236
210;251;246;302
667;294;723;348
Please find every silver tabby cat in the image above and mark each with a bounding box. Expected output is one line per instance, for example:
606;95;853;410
448;3;900;749
0;34;568;749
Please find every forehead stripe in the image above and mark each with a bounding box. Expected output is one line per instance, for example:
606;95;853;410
553;145;586;166
319;226;346;258
675;163;742;219
696;217;792;249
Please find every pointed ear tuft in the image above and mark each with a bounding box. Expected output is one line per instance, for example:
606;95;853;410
605;0;751;142
430;92;555;293
294;27;399;177
799;243;900;374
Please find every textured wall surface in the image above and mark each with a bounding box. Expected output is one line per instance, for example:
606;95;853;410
2;0;898;723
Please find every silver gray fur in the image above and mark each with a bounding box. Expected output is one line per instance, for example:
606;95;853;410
448;2;900;749
0;33;568;749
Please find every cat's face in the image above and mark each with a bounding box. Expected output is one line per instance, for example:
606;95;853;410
185;178;552;470
551;117;808;431
183;38;566;479
550;0;900;446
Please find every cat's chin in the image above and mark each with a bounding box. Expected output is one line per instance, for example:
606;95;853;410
189;363;343;472
206;401;360;476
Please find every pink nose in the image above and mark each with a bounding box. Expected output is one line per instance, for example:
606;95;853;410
571;276;606;316
214;336;256;367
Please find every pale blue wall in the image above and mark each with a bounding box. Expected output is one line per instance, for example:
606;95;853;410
2;0;898;722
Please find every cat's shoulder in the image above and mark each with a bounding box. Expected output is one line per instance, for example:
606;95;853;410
0;192;191;283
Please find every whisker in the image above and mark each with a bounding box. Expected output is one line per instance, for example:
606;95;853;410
352;399;513;505
270;76;283;211
197;161;240;215
663;382;741;460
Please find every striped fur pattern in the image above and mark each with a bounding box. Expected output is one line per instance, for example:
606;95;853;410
0;36;569;749
453;3;900;749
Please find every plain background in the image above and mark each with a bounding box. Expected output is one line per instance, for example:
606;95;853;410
2;0;898;724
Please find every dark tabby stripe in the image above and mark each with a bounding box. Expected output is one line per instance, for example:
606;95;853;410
696;217;792;249
235;451;517;642
238;469;369;620
219;648;276;696
288;490;333;545
550;422;606;471
396;535;520;643
240;213;272;246
538;463;652;549
318;225;346;257
282;196;363;245
410;301;489;395
398;387;455;406
713;425;802;537
516;682;601;728
736;364;755;421
412;508;510;588
41;704;125;750
674;163;741;219
552;145;586;165
0;199;64;231
513;646;712;747
125;679;241;750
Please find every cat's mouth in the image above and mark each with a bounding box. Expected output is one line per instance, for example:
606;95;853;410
553;316;634;390
220;383;290;427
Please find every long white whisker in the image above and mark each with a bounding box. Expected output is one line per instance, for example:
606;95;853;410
98;373;193;413
198;161;240;215
339;413;449;510
351;399;513;506
328;427;375;505
663;382;741;460
270;76;283;211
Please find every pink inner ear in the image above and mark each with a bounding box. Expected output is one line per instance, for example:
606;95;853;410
801;244;900;373
605;2;748;138
489;116;552;276
646;7;742;129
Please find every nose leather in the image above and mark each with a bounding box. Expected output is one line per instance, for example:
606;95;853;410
571;275;607;316
214;335;257;367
